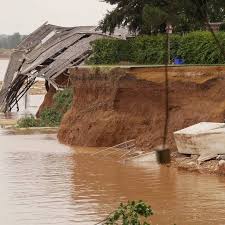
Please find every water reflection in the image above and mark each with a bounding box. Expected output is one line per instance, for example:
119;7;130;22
1;133;225;225
70;153;225;225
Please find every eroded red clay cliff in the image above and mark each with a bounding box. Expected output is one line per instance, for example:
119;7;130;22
57;66;225;149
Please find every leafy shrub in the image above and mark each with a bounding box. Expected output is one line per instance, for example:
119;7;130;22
39;108;62;127
176;31;225;64
17;115;40;128
39;88;73;127
88;32;225;65
103;200;153;225
17;88;73;128
219;23;225;31
129;35;165;64
88;39;130;64
53;88;73;112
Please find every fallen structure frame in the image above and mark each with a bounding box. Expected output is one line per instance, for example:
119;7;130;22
0;22;128;112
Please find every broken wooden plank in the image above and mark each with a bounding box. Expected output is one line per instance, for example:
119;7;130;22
0;23;128;112
17;23;57;51
37;35;103;79
20;33;85;74
0;50;25;108
24;28;90;63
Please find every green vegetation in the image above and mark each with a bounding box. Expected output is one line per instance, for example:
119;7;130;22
220;23;225;31
17;88;73;128
101;200;177;225
88;32;225;65
38;108;62;127
53;88;73;113
17;115;39;128
100;0;225;34
177;31;225;64
102;200;153;225
87;39;130;64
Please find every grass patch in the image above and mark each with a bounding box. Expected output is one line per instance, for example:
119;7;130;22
39;108;62;127
17;115;39;128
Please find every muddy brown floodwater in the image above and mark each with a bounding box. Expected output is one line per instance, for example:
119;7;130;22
1;128;225;225
1;58;225;224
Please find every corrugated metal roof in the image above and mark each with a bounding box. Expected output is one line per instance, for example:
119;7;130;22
0;23;129;112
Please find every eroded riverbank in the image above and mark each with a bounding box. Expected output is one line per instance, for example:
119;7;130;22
58;65;225;150
35;65;225;177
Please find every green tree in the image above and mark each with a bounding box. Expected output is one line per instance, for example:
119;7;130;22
99;0;225;34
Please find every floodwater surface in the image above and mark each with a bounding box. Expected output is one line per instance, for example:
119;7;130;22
1;130;225;225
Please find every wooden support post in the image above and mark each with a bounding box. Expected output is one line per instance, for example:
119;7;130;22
155;147;171;164
24;93;28;110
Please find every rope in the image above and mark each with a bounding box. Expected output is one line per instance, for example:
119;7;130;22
162;1;225;148
163;31;170;148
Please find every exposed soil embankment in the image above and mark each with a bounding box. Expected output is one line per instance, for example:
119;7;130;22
57;65;225;149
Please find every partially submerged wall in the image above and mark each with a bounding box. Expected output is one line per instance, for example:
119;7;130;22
57;65;225;149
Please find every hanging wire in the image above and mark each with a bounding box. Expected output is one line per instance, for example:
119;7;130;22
162;0;225;148
94;2;225;224
163;30;170;148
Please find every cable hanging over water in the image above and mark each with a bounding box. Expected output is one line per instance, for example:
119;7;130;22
162;0;225;148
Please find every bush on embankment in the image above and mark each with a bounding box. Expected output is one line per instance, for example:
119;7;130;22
88;31;225;65
17;88;73;128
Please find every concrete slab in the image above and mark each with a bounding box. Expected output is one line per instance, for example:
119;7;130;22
174;122;225;156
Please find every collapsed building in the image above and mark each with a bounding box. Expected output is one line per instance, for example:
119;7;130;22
0;22;128;112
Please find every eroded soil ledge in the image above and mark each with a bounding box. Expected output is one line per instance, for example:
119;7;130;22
55;65;225;150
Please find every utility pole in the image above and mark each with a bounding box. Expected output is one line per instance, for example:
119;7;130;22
156;23;173;164
166;23;173;64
